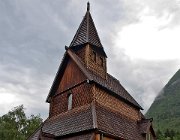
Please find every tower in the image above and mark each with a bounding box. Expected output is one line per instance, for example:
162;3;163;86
28;3;156;140
69;2;107;79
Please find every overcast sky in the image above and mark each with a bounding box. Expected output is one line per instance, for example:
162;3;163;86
0;0;180;119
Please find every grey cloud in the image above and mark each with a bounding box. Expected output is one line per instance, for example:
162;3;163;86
0;0;92;119
108;54;180;112
141;0;180;27
90;0;180;112
0;0;179;119
0;63;50;118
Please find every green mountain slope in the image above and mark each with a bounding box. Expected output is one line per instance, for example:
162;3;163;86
146;69;180;132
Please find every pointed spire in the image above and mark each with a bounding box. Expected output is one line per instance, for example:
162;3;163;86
70;3;102;48
87;2;90;11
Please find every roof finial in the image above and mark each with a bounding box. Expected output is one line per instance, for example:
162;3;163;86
87;2;90;11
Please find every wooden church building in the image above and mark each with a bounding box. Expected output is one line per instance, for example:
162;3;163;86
28;3;156;140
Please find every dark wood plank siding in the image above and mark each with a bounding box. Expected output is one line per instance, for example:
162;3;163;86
57;58;86;93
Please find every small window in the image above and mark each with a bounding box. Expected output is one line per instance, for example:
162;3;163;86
68;93;72;110
92;51;96;62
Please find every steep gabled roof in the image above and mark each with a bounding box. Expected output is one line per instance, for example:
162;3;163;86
40;102;145;140
95;103;145;140
70;3;102;48
46;49;142;109
89;72;142;109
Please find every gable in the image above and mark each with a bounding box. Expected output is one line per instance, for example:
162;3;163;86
46;50;90;103
57;58;87;93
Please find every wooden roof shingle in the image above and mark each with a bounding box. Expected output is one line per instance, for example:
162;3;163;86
42;104;94;136
38;102;146;140
69;4;102;48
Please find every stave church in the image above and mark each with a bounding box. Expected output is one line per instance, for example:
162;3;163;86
28;3;156;140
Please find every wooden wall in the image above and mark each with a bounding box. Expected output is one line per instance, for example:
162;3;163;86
93;85;141;121
50;83;93;117
57;58;86;93
86;45;107;78
75;45;86;62
72;44;107;79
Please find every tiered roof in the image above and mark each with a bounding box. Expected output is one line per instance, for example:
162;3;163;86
28;3;156;140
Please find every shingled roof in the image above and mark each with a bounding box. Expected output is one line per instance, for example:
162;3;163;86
46;49;142;109
33;102;146;140
95;103;145;140
69;2;102;48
